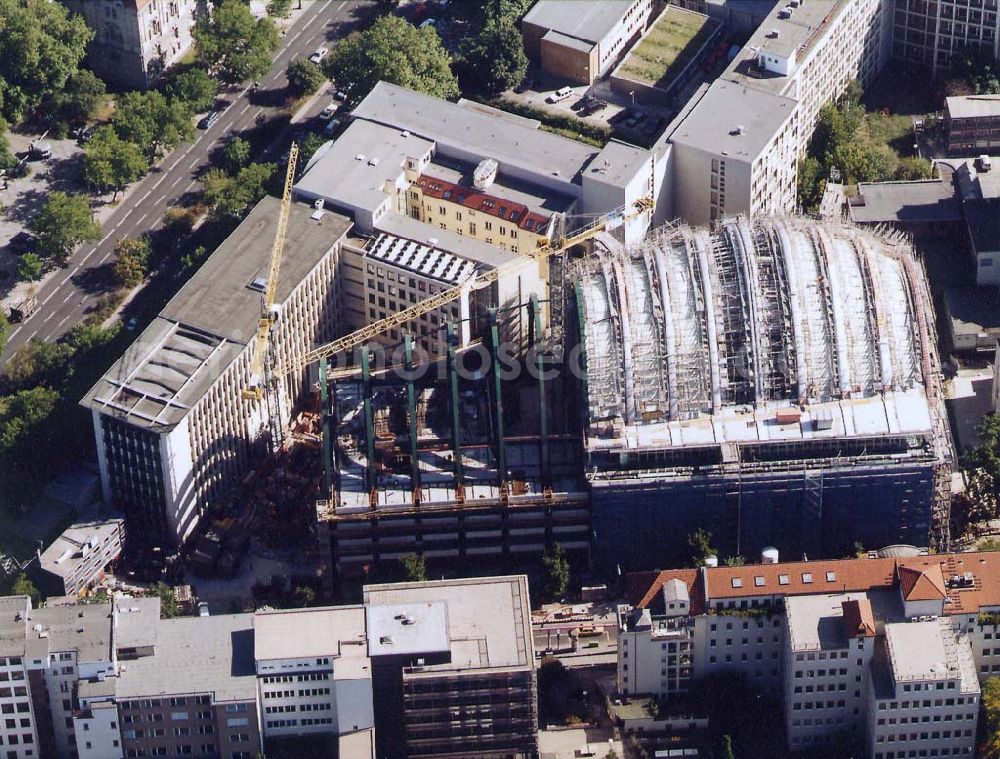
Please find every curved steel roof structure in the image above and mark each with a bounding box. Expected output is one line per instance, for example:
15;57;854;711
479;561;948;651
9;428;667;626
576;216;939;428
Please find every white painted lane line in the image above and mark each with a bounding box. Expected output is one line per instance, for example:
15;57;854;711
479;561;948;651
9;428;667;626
99;234;112;245
153;175;166;190
136;213;148;225
253;108;264;120
138;190;151;203
170;175;184;189
188;158;199;170
100;251;111;264
40;289;59;307
56;314;70;329
239;103;251;116
9;326;20;339
62;292;73;304
27;330;37;341
43;312;53;324
185;181;197;192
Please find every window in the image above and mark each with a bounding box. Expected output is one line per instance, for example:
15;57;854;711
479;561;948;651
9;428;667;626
731;577;743;589
802;573;813;584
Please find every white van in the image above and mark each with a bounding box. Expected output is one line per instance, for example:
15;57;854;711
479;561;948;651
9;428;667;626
546;86;573;104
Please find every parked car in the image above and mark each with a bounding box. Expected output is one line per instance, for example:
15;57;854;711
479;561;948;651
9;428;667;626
77;124;98;143
28;141;51;159
546;86;573;104
7;231;36;255
309;46;329;64
198;110;221;129
319;102;339;120
323;117;343;137
418;17;436;28
333;89;349;102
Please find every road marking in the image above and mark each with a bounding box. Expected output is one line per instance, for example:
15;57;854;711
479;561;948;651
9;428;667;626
43;312;53;324
240;103;251;116
153;175;166;190
138;190;151;203
62;292;73;304
171;175;184;189
56;314;70;329
253;108;264;120
136;213;148;225
114;219;125;230
27;330;37;342
40;289;58;307
100;251;111;264
99;234;112;245
185;181;197;192
9;326;20;339
189;158;199;170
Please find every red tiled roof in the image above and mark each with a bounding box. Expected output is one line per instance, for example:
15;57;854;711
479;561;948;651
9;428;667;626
629;552;1000;617
842;598;876;638
897;563;947;601
415;174;552;234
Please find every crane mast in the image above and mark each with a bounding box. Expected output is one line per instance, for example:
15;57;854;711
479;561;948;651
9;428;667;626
242;142;299;401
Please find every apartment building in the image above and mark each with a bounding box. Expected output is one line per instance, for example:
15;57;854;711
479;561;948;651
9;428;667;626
521;0;655;84
61;0;201;88
619;549;1000;756
893;0;1000;75
662;0;894;225
946;94;1000;153
39;519;125;597
364;576;538;759
82;199;353;545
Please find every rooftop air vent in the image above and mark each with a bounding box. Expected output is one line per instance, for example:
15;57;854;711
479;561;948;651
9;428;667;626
768;28;780;38
368;157;380;166
731;124;745;136
355;153;366;161
379;635;393;645
401;130;410;137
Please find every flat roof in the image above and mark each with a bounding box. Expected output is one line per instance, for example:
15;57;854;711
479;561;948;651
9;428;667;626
39;519;123;580
366;601;451;658
353;83;649;191
117;614;256;702
523;0;634;45
947;94;1000;120
885;619;958;682
849;180;961;224
375;211;518;270
943;287;1000;337
786;592;862;652
114;596;160;652
82;198;351;432
0;597;30;658
364;233;477;285
25;603;114;664
668;79;796;160
363;576;533;673
254;605;366;661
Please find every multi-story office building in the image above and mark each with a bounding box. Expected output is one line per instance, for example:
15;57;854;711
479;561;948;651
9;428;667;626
82;199;353;545
946;94;1000;153
619;549;999;756
61;0;201;88
893;0;1000;75
364;576;538;759
38;519;125;597
662;0;894;225
521;0;655;84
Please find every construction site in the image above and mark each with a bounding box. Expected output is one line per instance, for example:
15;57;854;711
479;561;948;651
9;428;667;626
575;216;955;571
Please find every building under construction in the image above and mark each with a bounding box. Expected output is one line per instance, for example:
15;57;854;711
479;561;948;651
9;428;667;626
314;215;954;577
575;216;954;571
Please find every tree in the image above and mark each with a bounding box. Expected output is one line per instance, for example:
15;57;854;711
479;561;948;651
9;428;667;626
723;555;746;567
0;309;7;355
112;91;194;159
325;15;459;104
3;340;73;391
202;162;276;221
163;206;199;236
0;119;14;171
31;192;100;262
831;141;894;184
222;137;252;174
16;252;44;282
298;131;327;164
721;734;736;759
267;0;293;18
399;553;427;583
194;0;281;85
83;127;149;198
459;19;528;97
113;237;152;288
0;0;92;124
687;528;716;566
797;156;826;213
292;585;316;607
7;573;40;605
983;677;1000;758
541;543;570;602
150;582;180;618
163;67;219;113
894;155;934;181
0;387;61;480
46;69;105;127
286;58;326;97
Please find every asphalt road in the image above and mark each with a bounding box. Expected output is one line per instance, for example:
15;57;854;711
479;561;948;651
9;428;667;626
3;0;368;359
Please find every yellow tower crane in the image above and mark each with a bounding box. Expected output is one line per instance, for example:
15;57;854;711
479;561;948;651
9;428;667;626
270;195;654;381
242;142;299;401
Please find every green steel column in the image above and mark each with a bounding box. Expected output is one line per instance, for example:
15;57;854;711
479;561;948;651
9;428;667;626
361;346;376;493
531;296;550;486
446;323;464;487
489;310;507;483
319;358;333;494
404;335;421;497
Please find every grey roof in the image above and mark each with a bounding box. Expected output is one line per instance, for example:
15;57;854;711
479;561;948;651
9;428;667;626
39;519;123;581
254;605;366;661
366;601;451;658
116;614;256;702
966;198;1000;253
363;576;533;674
668;79;796;160
294;120;435;215
947;94;1000;120
943;287;1000;337
114;596;161;652
352;82;609;188
25;603;114;664
0;597;30;658
81;198;352;432
849;180;961;224
522;0;635;45
542;28;597;53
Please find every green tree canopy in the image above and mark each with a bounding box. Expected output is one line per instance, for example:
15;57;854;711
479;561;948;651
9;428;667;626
16;252;44;282
541;543;570;602
46;69;105;127
0;0;92;123
459;19;527;97
31;192;100;262
687;528;716;566
0;119;14;171
0;386;61;480
293;585;316;607
325;15;458;104
4;339;74;391
222;136;252;174
83;127;149;198
151;582;180;618
267;0;293;19
286;58;325;97
5;573;40;605
163;67;220;113
194;0;281;85
399;553;427;583
112;91;194;159
113;237;152;288
0;309;8;355
203;162;275;221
